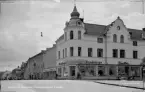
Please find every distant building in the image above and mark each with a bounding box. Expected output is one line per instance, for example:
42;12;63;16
24;44;57;80
55;5;145;79
43;45;56;79
24;52;44;79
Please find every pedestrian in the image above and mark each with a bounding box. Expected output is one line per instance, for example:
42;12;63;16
55;73;58;80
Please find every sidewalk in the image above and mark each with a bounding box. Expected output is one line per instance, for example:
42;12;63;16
93;80;145;90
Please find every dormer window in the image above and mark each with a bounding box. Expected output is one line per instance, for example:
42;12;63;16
117;26;120;30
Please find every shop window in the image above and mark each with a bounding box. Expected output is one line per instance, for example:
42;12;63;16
113;49;118;58
88;48;93;57
70;31;73;40
120;35;124;43
113;34;117;42
98;66;105;76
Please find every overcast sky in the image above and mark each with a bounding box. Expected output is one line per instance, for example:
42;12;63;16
0;0;145;71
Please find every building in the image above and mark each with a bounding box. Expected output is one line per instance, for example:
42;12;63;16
24;51;44;79
55;5;145;79
24;44;57;80
43;45;57;79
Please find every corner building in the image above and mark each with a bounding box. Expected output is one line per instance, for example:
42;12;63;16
55;5;145;79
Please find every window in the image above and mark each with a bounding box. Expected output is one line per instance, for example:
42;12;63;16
88;48;92;57
78;47;81;56
133;41;137;46
113;34;117;42
65;48;67;57
70;47;73;56
78;31;81;40
97;38;103;43
133;51;138;59
120;35;124;43
97;48;103;57
63;49;64;58
65;32;67;41
58;51;60;59
120;49;125;58
113;49;118;58
117;26;120;30
70;31;73;40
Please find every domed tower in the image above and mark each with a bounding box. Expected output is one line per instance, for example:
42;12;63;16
64;4;84;41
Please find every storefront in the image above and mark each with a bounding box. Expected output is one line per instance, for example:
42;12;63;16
43;68;56;79
57;59;143;80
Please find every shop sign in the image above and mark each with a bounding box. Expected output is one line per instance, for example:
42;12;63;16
85;60;102;64
58;62;66;65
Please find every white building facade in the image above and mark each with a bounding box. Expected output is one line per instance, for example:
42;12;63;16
56;5;145;79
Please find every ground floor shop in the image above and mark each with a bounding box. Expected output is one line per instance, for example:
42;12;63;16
43;68;56;80
57;62;143;80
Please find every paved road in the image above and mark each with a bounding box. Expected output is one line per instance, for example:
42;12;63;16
1;80;143;92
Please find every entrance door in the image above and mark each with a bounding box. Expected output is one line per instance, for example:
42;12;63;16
70;66;76;76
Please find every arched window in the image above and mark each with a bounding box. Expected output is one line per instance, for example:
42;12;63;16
120;35;124;43
78;31;81;40
70;31;73;40
113;34;117;42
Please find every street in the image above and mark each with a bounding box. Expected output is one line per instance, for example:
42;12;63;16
1;80;143;92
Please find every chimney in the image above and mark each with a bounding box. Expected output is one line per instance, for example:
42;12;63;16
143;28;145;32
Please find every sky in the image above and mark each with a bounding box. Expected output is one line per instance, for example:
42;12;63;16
0;0;145;71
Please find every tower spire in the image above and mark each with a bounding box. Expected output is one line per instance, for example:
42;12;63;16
70;0;80;19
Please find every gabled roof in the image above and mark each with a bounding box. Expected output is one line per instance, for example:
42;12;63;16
128;28;145;41
84;23;145;41
84;23;107;36
56;22;145;41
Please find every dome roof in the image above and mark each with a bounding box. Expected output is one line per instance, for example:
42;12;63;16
70;5;80;18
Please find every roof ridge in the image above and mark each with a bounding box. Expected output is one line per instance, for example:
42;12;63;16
84;22;107;26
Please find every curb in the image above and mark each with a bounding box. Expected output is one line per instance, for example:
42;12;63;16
94;81;145;90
